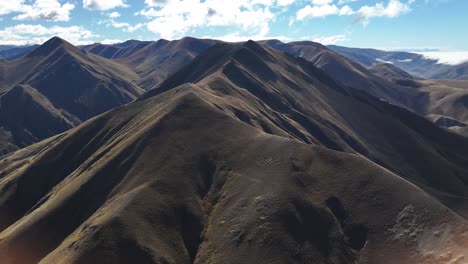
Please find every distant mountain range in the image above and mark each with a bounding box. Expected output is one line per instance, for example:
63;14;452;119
431;61;468;80
1;37;468;155
0;39;467;264
327;45;453;78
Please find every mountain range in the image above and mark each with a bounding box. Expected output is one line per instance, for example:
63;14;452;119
0;37;142;153
0;37;467;263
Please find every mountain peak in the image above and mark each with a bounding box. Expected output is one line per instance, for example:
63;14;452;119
244;39;258;47
43;36;69;48
26;36;75;57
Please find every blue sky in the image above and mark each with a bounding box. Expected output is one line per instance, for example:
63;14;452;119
0;0;466;51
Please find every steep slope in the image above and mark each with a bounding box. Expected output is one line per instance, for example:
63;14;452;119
82;40;154;60
0;37;144;153
368;63;415;80
327;45;451;78
0;45;39;61
0;84;466;264
0;85;78;155
263;40;468;136
431;61;468;80
261;40;425;113
115;37;219;89
367;63;468;135
143;41;468;200
0;40;467;264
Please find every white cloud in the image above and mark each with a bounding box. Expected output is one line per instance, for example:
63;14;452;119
337;0;358;5
0;24;98;45
138;0;294;39
126;23;144;32
0;0;27;16
296;0;411;23
101;39;125;44
312;0;334;5
356;0;411;24
277;0;296;6
83;0;128;10
108;11;121;18
100;17;145;33
1;0;75;21
311;34;348;45
417;52;468;65
296;4;354;19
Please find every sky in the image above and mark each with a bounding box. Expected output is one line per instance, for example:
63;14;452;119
0;0;466;52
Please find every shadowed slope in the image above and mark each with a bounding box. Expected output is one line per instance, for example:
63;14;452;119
0;37;144;153
82;40;154;60
431;61;468;80
0;85;78;154
368;63;415;80
115;37;219;89
0;45;39;61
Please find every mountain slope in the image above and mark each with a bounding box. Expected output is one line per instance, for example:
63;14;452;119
144;41;468;197
367;63;468;135
431;61;468;80
263;40;468;136
0;45;39;61
115;37;219;89
368;63;415;80
0;40;467;264
0;85;465;264
0;84;78;155
0;37;144;153
82;40;154;60
327;45;451;78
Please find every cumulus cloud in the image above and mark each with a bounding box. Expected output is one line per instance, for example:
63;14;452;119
138;0;296;39
337;0;359;5
358;0;411;18
312;0;334;5
0;24;97;45
108;11;121;18
1;0;75;21
0;0;27;16
355;0;411;24
296;0;412;24
83;0;128;10
296;4;354;19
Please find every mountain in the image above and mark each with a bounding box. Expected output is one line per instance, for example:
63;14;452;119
84;37;220;90
367;63;468;135
0;40;467;264
431;61;468;80
0;37;143;153
262;40;468;136
81;40;154;59
327;45;451;78
115;37;220;89
368;63;415;80
0;45;39;60
261;39;426;112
